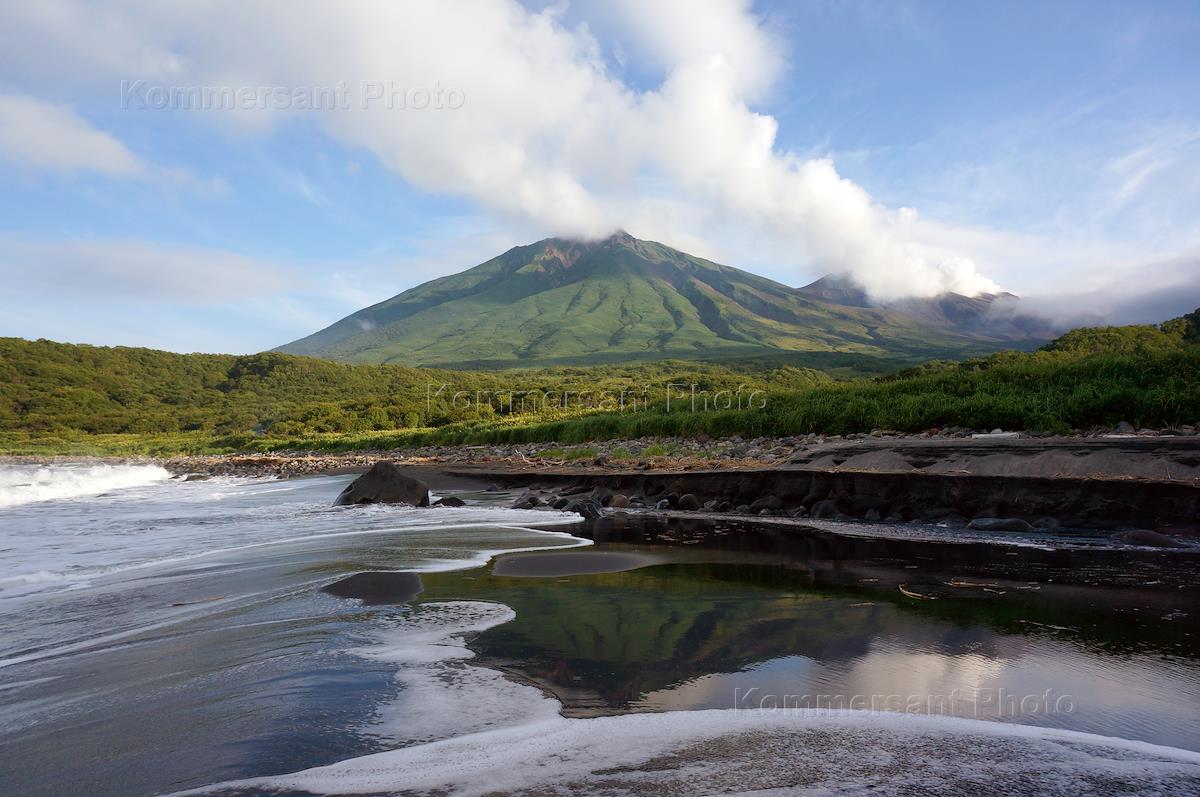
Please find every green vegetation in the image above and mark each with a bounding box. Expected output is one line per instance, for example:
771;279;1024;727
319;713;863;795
2;310;1197;456
277;232;1015;368
0;338;821;454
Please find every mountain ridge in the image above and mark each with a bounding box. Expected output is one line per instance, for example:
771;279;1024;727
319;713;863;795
797;274;1057;340
279;232;1045;368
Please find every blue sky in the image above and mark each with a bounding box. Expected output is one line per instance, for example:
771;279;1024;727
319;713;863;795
1;0;1198;353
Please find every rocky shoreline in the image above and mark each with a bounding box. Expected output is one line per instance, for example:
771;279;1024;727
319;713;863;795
7;432;1199;544
290;434;1196;543
8;427;1198;479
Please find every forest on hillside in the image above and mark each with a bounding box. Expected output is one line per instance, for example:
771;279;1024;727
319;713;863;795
1;309;1197;455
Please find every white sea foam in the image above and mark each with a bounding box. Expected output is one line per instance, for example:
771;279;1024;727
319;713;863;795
179;597;1200;797
356;601;561;745
196;708;1200;796
0;469;590;676
0;463;171;508
0;467;585;603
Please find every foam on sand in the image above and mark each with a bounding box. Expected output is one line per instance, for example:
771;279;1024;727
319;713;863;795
195;709;1200;796
354;601;563;746
181;598;1200;797
0;463;171;508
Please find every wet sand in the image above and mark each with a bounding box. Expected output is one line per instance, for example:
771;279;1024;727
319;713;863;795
490;549;664;577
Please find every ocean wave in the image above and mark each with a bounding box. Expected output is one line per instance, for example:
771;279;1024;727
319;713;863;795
0;463;172;508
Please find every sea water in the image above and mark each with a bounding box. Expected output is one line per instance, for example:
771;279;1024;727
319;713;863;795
0;464;582;795
2;463;1199;797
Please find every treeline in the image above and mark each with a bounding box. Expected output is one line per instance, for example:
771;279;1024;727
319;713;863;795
0;339;823;440
243;308;1200;449
1;310;1197;455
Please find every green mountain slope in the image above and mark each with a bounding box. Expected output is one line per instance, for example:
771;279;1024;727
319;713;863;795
278;232;1026;367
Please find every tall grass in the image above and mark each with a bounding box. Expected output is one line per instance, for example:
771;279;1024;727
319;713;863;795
398;348;1200;446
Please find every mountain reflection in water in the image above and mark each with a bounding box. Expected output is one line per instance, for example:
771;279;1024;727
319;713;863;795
397;513;1200;749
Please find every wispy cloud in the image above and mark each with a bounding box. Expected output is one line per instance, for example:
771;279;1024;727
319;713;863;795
0;234;287;300
0;93;145;176
0;92;230;199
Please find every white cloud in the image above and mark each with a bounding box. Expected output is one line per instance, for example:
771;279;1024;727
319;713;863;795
0;91;231;199
0;234;287;300
0;234;381;352
0;0;1009;300
0;93;145;176
1016;256;1200;327
595;0;784;98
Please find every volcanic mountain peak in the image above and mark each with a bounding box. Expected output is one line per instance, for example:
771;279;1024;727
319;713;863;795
278;233;1044;368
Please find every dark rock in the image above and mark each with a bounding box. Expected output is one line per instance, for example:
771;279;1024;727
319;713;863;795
513;492;542;509
864;508;881;522
655;498;671;511
735;504;750;514
568;499;602;520
1113;529;1188;548
968;517;1034;533
811;500;838;519
1116;421;1136;434
884;515;904;524
749;495;784;512
335;461;430;507
1033;517;1060;529
433;496;465;507
183;473;211;482
787;506;808;518
551;497;570;510
759;508;775;516
608;494;631;509
676;493;702;511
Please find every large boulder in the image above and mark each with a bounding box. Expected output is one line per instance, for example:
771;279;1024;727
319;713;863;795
749;495;784;513
568;499;603;519
335;462;430;507
1113;529;1188;548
